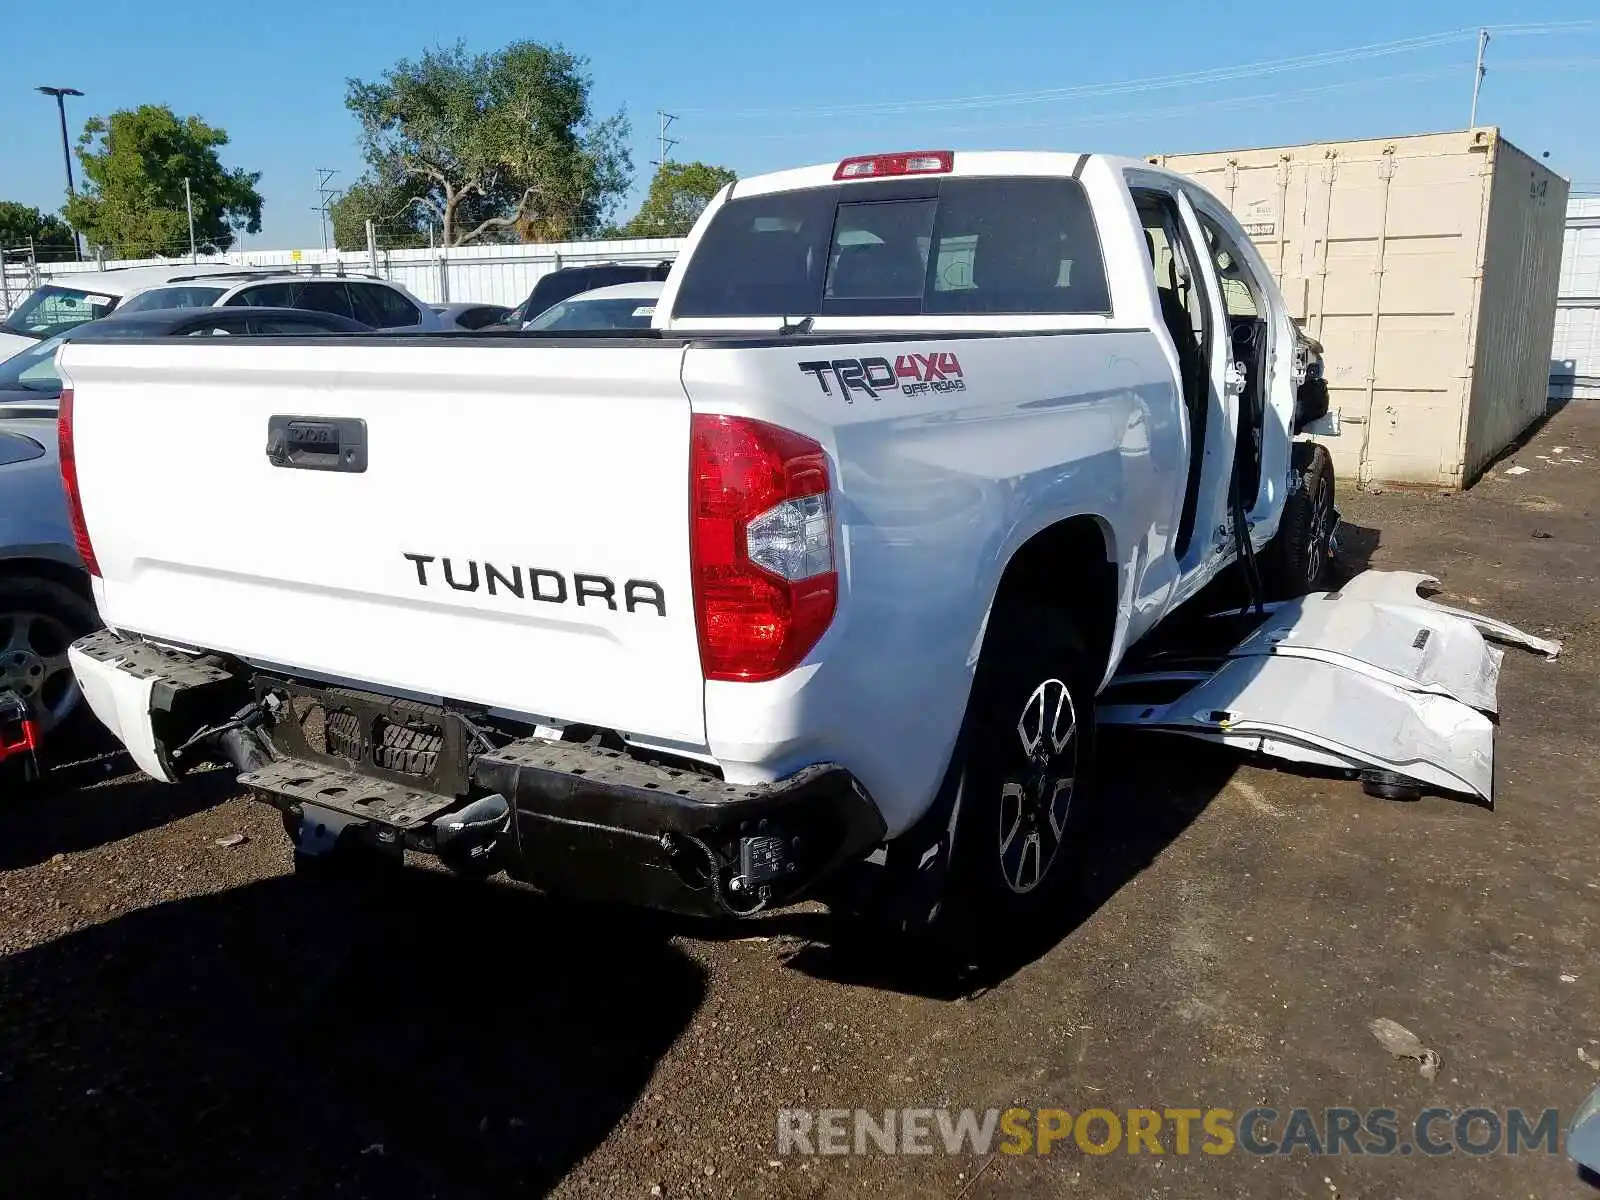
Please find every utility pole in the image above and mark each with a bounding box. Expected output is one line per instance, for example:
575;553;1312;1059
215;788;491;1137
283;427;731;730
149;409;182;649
36;86;84;260
313;168;341;252
652;111;679;171
184;177;197;263
1469;27;1490;128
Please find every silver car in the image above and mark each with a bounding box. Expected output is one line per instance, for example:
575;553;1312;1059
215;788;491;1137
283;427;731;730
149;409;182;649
0;415;95;759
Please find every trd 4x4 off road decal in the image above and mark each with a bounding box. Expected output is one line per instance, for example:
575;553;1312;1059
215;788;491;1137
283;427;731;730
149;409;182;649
798;352;966;402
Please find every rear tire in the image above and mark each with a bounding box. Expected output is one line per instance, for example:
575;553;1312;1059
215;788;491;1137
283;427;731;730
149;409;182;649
0;574;101;766
1263;442;1335;599
935;602;1099;959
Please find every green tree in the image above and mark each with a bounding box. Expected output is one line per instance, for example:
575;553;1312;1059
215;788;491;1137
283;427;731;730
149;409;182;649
0;201;75;259
618;162;737;237
64;105;262;258
345;40;631;246
328;178;430;252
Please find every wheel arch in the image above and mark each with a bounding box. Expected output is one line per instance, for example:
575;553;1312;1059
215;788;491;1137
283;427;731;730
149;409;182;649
0;553;93;602
983;513;1120;695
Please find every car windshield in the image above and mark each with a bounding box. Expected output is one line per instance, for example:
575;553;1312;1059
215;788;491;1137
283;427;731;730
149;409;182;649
116;285;227;313
525;297;656;331
0;332;72;393
0;318;167;393
1;285;118;337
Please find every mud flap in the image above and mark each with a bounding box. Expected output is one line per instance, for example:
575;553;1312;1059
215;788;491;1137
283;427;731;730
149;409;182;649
1100;570;1560;804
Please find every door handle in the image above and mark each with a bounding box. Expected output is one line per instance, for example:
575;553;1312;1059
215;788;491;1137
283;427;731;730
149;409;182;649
266;416;367;473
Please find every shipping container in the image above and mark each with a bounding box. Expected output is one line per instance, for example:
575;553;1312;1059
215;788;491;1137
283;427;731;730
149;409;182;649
1551;195;1600;401
1149;129;1568;488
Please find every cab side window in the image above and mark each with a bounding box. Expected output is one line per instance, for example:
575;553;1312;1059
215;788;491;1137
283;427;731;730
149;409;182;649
1194;211;1264;318
350;283;422;328
299;282;356;320
226;282;300;308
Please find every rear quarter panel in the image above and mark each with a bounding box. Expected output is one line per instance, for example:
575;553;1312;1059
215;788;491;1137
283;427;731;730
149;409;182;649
0;421;78;571
686;330;1181;834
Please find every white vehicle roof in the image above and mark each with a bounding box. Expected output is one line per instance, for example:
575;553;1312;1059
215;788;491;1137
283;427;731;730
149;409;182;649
564;281;664;303
35;263;248;299
728;150;1170;198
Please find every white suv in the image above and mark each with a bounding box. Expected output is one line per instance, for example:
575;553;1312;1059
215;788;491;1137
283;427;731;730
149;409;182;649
0;263;253;360
115;272;445;331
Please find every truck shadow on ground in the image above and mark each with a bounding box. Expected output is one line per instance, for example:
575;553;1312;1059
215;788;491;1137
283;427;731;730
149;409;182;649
0;868;705;1199
0;760;239;871
766;735;1245;998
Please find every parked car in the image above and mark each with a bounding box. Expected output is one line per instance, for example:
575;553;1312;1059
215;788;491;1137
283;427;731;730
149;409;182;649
0;263;252;360
0;305;373;776
0;413;89;776
504;260;673;326
116;272;443;332
59;148;1362;945
522;281;663;331
430;302;512;331
0;306;373;408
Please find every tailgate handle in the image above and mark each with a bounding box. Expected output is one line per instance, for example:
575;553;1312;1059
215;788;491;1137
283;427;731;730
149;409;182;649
266;416;367;473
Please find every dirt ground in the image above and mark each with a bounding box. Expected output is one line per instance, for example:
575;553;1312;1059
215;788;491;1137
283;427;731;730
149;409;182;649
0;404;1595;1199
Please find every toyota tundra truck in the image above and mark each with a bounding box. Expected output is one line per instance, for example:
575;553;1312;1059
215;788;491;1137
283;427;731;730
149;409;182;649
58;150;1338;938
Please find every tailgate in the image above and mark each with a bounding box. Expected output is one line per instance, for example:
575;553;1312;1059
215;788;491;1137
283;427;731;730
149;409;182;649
60;339;708;746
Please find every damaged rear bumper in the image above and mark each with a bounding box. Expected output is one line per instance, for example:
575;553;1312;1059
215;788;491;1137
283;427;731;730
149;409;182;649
67;629;886;916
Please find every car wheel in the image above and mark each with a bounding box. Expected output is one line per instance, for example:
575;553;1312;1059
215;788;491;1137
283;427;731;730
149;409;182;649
1264;442;1335;599
936;602;1099;955
1360;770;1424;802
0;575;100;763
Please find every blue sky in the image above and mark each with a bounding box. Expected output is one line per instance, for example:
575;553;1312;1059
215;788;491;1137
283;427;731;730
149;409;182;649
1;0;1596;251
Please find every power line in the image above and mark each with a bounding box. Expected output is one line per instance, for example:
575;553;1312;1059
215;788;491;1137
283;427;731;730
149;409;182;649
688;58;1600;147
677;29;1476;118
674;20;1600;120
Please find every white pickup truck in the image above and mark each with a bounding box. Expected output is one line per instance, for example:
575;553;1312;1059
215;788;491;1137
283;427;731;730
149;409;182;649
59;149;1363;938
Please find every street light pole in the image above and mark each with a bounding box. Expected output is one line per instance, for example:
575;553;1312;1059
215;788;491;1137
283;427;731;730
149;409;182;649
36;86;84;261
185;177;197;263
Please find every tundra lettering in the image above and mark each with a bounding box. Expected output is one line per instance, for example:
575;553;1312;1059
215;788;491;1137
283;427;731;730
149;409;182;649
403;553;664;616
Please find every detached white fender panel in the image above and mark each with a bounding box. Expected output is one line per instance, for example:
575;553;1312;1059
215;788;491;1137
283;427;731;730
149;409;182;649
1102;656;1496;802
1101;571;1558;804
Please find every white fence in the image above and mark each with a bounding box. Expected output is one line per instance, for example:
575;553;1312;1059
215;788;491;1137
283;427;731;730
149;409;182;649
1551;195;1600;401
1;235;687;316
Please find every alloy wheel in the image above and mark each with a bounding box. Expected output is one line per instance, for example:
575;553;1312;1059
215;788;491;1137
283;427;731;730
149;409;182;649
996;677;1078;895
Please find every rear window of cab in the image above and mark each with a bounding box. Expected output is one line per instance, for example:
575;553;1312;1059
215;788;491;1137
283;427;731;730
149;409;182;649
673;177;1110;319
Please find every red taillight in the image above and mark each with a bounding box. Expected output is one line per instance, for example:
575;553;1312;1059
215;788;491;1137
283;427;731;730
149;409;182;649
834;150;954;181
690;414;837;682
56;388;101;577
